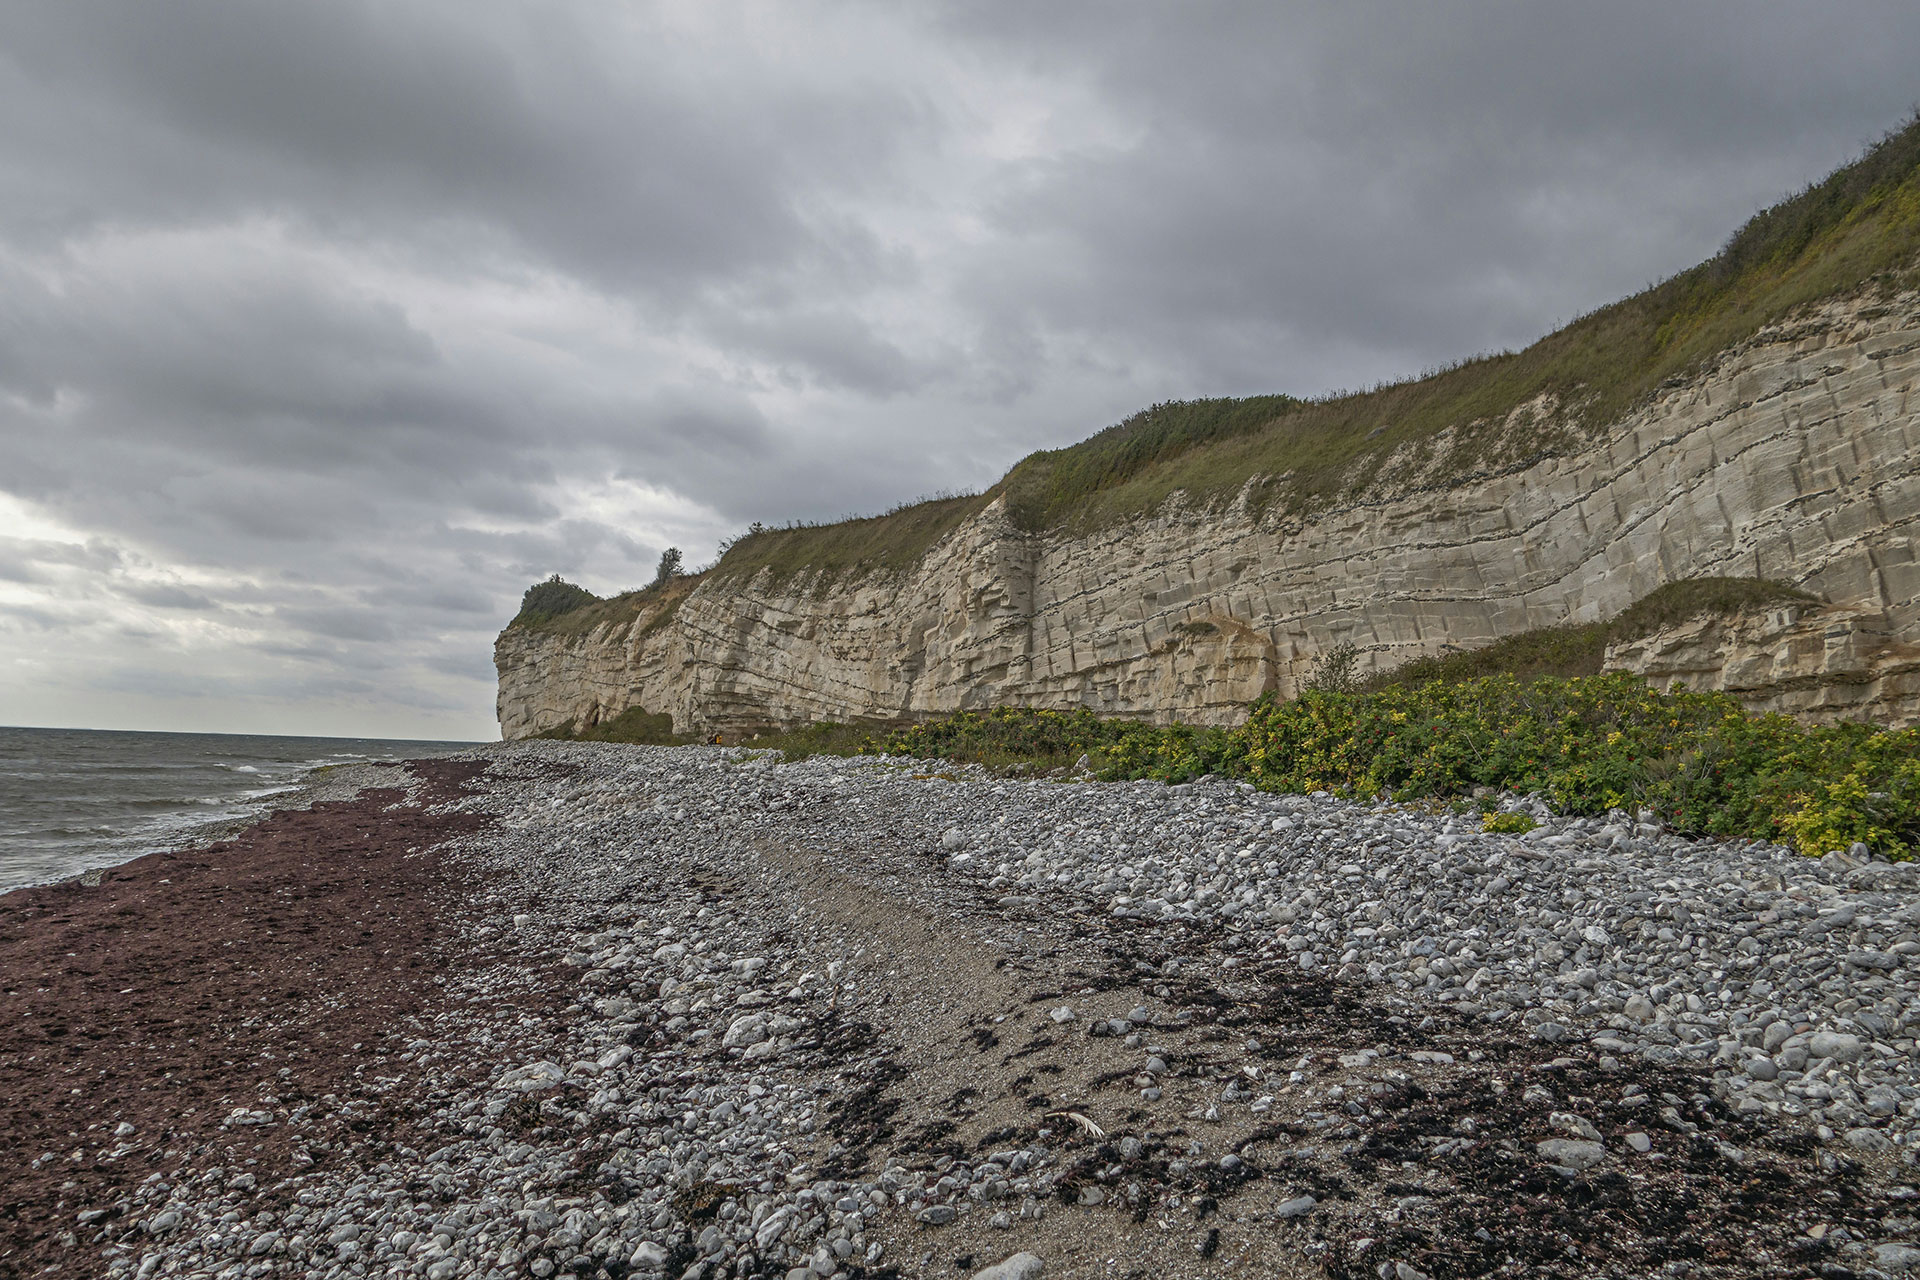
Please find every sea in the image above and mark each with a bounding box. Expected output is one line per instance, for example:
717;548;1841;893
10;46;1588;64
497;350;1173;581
0;726;480;894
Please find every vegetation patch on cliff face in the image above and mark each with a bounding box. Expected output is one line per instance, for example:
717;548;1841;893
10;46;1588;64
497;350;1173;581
1364;577;1817;688
533;706;688;745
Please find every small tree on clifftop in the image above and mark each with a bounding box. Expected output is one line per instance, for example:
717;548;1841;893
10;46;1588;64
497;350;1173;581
650;547;683;590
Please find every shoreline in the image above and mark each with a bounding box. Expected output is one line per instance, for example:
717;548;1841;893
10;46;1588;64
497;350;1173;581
0;756;503;1280
9;741;1920;1279
1;754;468;901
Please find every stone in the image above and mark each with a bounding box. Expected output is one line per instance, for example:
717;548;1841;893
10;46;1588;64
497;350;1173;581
631;1242;669;1270
1624;1132;1652;1154
1536;1139;1606;1172
918;1205;957;1225
1845;1127;1894;1153
1049;1006;1076;1024
1809;1032;1865;1063
1532;1022;1568;1044
1273;1195;1316;1219
971;1254;1045;1280
1875;1242;1920;1272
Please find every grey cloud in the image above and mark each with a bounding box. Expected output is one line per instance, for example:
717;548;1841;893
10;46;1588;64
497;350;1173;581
117;583;218;611
0;1;934;302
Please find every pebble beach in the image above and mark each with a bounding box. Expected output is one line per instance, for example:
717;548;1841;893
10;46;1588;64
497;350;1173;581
12;742;1920;1280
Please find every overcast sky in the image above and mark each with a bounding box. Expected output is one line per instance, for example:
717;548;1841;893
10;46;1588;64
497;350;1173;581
1;2;1917;741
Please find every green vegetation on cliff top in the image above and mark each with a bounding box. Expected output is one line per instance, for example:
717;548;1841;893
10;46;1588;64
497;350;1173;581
507;573;704;638
701;114;1920;584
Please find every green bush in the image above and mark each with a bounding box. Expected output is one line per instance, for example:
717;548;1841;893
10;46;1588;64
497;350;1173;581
863;675;1920;859
1483;811;1538;834
512;575;600;627
536;706;682;746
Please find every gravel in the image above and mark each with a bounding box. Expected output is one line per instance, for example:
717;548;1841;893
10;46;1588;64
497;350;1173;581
63;741;1920;1280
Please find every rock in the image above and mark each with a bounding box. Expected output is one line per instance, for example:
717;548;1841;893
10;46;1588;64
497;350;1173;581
1743;1057;1778;1081
1762;1020;1792;1052
1274;1195;1316;1218
496;1061;565;1092
1536;1139;1606;1172
1845;1127;1894;1153
1077;1186;1106;1206
1624;1132;1652;1154
631;1241;669;1270
971;1253;1045;1280
1875;1242;1920;1272
1849;950;1901;970
1550;1112;1602;1141
1623;995;1656;1023
1049;1006;1076;1024
1532;1022;1568;1044
1395;1263;1434;1280
723;1013;771;1048
918;1205;957;1225
1809;1031;1865;1063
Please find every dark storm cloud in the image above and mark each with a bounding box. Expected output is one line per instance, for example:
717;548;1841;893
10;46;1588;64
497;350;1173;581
0;0;1916;736
939;0;1920;398
0;2;928;296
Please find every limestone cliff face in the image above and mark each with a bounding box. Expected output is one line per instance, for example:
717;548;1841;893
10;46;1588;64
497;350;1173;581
497;284;1920;738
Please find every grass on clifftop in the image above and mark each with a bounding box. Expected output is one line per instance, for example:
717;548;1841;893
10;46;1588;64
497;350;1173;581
704;494;990;588
682;112;1920;587
506;117;1920;599
995;115;1920;534
509;574;703;638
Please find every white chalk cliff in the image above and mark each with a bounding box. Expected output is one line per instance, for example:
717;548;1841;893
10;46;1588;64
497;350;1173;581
497;283;1920;738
